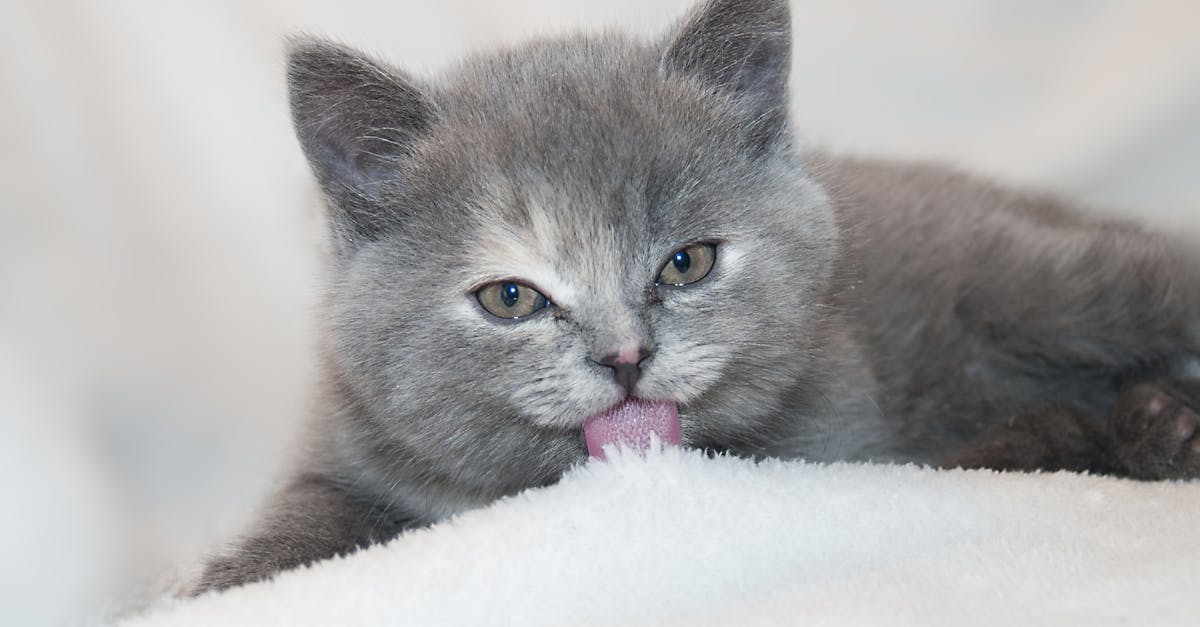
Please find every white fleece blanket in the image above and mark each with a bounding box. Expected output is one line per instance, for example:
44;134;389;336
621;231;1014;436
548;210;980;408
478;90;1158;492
125;450;1200;626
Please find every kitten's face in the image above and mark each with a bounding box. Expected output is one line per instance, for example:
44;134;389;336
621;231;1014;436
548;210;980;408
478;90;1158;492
296;0;838;499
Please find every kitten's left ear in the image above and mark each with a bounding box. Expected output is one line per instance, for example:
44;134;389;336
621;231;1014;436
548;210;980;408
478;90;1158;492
661;0;792;149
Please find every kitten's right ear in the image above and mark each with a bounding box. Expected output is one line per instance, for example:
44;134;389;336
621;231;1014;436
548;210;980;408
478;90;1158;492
287;39;438;242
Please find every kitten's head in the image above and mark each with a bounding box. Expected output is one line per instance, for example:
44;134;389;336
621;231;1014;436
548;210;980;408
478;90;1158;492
291;0;839;500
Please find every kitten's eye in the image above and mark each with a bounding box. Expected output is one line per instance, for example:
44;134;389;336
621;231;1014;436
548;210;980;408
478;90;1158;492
476;281;550;319
657;243;716;286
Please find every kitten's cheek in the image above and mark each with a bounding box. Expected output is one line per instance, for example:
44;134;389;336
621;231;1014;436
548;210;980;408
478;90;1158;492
638;354;729;405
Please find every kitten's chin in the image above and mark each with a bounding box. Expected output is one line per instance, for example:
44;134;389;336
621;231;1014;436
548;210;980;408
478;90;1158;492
581;397;682;459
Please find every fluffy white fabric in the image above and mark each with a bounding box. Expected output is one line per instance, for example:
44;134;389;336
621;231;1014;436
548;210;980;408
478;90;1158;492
126;450;1200;626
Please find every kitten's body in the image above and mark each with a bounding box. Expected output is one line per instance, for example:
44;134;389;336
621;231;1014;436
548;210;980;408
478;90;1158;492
197;0;1200;592
819;157;1199;465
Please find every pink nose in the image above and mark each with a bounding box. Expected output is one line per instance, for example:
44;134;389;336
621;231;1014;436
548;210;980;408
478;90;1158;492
614;344;643;365
592;343;654;394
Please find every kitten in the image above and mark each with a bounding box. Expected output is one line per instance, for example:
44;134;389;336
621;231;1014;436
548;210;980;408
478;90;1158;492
196;0;1200;592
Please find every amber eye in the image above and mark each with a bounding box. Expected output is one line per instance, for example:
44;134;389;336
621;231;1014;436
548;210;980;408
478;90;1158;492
657;243;716;286
476;281;551;319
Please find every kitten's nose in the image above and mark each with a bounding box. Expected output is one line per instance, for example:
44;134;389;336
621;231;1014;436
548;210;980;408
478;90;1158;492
593;345;654;395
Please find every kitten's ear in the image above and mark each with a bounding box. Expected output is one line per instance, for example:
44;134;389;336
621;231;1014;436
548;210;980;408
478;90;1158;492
661;0;791;148
287;39;438;242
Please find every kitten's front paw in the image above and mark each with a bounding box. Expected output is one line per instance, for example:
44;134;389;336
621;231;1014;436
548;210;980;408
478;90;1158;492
1111;382;1200;480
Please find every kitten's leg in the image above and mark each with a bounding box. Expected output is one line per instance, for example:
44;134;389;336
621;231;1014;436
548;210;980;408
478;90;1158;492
193;473;409;594
941;405;1117;474
956;227;1200;375
1110;379;1200;480
943;381;1200;479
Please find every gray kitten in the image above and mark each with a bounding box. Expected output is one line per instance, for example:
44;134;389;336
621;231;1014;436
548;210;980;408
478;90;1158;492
196;0;1200;592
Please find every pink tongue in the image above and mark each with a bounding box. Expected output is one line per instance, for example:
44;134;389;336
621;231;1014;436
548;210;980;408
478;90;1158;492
582;398;681;459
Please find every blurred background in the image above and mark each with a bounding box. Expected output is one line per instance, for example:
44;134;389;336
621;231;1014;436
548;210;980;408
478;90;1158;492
1;0;1197;624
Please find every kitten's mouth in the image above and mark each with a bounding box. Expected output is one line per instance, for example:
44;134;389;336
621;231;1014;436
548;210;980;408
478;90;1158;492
581;397;681;459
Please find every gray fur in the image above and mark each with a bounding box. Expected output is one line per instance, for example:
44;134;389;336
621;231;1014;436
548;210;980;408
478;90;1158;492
195;0;1200;593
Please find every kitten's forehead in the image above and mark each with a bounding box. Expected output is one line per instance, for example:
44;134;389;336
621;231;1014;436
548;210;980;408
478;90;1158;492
435;36;738;200
469;182;649;310
431;37;783;308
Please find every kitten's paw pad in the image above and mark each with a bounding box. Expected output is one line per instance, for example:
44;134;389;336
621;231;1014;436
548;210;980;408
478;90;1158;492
1111;383;1200;480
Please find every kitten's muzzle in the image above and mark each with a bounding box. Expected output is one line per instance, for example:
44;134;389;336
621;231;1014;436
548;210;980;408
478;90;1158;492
590;345;654;395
